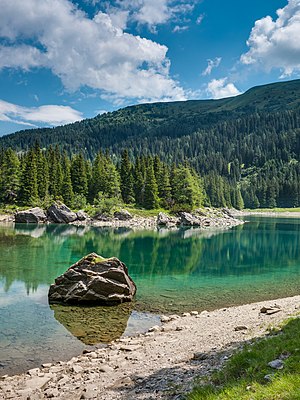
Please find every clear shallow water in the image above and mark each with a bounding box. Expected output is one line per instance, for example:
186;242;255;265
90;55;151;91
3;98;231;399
0;217;299;375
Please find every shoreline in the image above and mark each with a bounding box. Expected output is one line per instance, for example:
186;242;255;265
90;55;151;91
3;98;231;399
1;295;299;400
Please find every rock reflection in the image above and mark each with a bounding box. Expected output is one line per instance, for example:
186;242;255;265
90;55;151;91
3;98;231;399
51;303;133;344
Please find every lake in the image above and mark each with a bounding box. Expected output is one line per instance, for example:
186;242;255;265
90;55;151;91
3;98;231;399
0;217;299;375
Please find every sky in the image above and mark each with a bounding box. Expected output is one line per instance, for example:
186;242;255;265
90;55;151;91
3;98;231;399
0;0;299;136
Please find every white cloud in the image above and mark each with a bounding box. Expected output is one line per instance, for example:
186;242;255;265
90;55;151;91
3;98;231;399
0;99;83;127
196;13;205;25
113;0;198;29
206;78;241;99
0;0;186;103
202;57;222;76
241;0;300;77
172;25;189;33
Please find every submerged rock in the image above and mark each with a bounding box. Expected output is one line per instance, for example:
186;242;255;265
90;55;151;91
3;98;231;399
47;202;77;223
48;253;136;305
15;207;47;223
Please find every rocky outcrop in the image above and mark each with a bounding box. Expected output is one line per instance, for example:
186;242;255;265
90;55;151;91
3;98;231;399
114;209;132;220
76;210;89;221
48;253;136;305
47;203;77;224
157;212;178;226
15;207;47;223
179;212;201;226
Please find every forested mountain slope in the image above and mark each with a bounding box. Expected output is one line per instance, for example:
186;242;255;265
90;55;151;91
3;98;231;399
0;79;300;208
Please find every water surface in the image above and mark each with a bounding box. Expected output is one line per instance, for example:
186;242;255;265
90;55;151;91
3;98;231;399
0;217;299;374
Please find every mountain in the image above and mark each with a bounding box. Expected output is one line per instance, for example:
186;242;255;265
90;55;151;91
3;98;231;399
1;79;299;208
1;79;300;159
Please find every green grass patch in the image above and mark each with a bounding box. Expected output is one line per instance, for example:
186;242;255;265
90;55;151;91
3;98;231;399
123;206;170;218
188;317;300;400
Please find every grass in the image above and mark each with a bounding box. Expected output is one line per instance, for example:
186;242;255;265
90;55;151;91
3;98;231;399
187;316;300;400
123;206;170;218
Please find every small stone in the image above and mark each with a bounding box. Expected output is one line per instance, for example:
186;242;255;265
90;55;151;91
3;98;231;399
182;312;191;317
72;365;84;373
192;352;208;361
148;325;161;332
99;365;114;373
42;363;52;368
264;374;274;382
27;368;40;376
49;366;64;373
160;315;171;323
44;388;60;398
169;314;180;320
268;359;284;369
234;326;248;331
260;305;281;315
25;376;52;390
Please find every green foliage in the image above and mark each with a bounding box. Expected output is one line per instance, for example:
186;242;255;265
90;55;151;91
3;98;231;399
143;162;159;209
120;149;134;204
0;148;20;203
93;192;121;215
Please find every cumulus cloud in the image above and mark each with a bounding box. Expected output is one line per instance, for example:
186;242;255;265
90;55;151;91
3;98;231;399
241;0;300;77
0;0;186;102
206;78;241;99
202;57;222;76
111;0;198;30
0;100;83;127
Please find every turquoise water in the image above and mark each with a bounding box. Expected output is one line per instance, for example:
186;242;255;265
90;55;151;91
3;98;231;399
0;217;299;375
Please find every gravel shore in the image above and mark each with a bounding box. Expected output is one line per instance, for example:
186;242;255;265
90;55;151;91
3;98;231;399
1;295;299;400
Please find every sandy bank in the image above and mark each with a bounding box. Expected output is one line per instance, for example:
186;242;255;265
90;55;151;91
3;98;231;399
1;295;299;400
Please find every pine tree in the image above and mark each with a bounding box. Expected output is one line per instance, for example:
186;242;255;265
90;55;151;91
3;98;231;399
133;156;145;206
71;153;88;197
143;163;159;209
172;165;204;210
0;148;20;203
19;149;38;205
120;149;134;204
61;152;74;207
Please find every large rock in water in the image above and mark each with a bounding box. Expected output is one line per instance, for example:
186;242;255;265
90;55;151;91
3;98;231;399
48;253;136;304
47;202;77;223
15;207;47;223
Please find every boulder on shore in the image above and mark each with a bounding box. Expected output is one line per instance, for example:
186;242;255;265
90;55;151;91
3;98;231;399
48;253;136;305
47;202;77;223
179;212;201;226
76;210;89;221
157;212;178;226
15;207;47;223
114;209;132;220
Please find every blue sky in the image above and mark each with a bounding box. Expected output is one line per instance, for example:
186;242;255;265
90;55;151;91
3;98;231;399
0;0;298;136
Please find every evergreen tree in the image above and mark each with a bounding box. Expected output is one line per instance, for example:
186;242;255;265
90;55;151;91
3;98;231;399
61;152;74;207
71;153;88;197
19;149;38;205
0;148;20;203
120;150;134;204
171;165;204;210
143;163;159;209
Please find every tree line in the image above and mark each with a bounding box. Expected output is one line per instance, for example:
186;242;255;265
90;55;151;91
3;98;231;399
0;144;247;212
